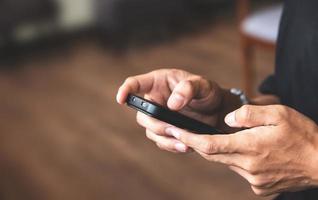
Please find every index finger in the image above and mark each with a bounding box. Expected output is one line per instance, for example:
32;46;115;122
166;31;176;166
166;127;252;154
116;73;154;104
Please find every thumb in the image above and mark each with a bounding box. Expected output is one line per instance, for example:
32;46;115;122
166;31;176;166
224;105;280;128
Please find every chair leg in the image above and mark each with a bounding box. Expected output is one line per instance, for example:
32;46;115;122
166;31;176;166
240;37;254;97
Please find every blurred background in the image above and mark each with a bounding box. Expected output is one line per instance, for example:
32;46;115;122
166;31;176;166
0;0;281;199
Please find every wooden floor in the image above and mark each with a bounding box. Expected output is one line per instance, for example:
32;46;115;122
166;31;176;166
0;18;275;200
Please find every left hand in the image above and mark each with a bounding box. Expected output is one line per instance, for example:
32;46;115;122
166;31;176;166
166;105;318;196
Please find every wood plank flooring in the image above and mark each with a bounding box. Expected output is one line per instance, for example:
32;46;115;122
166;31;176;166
0;18;275;200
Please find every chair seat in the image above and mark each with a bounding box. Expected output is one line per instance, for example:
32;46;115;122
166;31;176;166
241;4;283;43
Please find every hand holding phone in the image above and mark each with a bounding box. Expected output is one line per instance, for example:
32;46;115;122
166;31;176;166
117;69;225;152
126;94;221;134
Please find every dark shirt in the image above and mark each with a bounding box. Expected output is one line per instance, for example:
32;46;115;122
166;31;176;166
259;0;318;199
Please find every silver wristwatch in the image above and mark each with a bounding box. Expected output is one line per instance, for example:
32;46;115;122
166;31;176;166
230;88;250;105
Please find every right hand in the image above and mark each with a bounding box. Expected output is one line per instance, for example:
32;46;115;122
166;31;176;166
116;69;225;153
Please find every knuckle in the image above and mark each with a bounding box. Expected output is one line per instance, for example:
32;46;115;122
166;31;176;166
168;68;182;76
193;75;203;81
239;105;253;124
244;159;258;174
251;144;262;155
170;68;180;73
157;141;175;152
156;143;165;151
161;140;174;150
136;112;148;128
273;105;290;120
184;81;195;97
137;114;166;135
145;130;152;140
247;137;261;151
200;137;216;154
136;112;143;124
154;125;169;136
124;76;140;90
154;127;166;136
180;80;193;91
200;153;213;161
249;176;265;188
252;187;267;196
125;76;135;84
179;134;190;145
189;75;202;83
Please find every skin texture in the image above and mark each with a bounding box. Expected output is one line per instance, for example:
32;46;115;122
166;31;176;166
116;69;318;196
117;69;227;153
167;105;318;196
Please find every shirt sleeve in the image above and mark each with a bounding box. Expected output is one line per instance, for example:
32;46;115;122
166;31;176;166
258;74;278;95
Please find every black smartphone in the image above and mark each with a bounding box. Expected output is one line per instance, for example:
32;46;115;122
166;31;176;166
126;94;221;134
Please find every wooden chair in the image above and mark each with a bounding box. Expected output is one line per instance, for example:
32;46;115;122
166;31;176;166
237;0;283;96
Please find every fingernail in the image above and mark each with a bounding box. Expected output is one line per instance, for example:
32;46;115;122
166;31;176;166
165;128;181;139
175;143;187;152
169;93;185;110
225;112;236;126
116;93;121;103
116;87;124;103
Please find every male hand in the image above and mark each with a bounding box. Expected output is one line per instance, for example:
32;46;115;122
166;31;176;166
117;69;224;153
166;105;318;196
